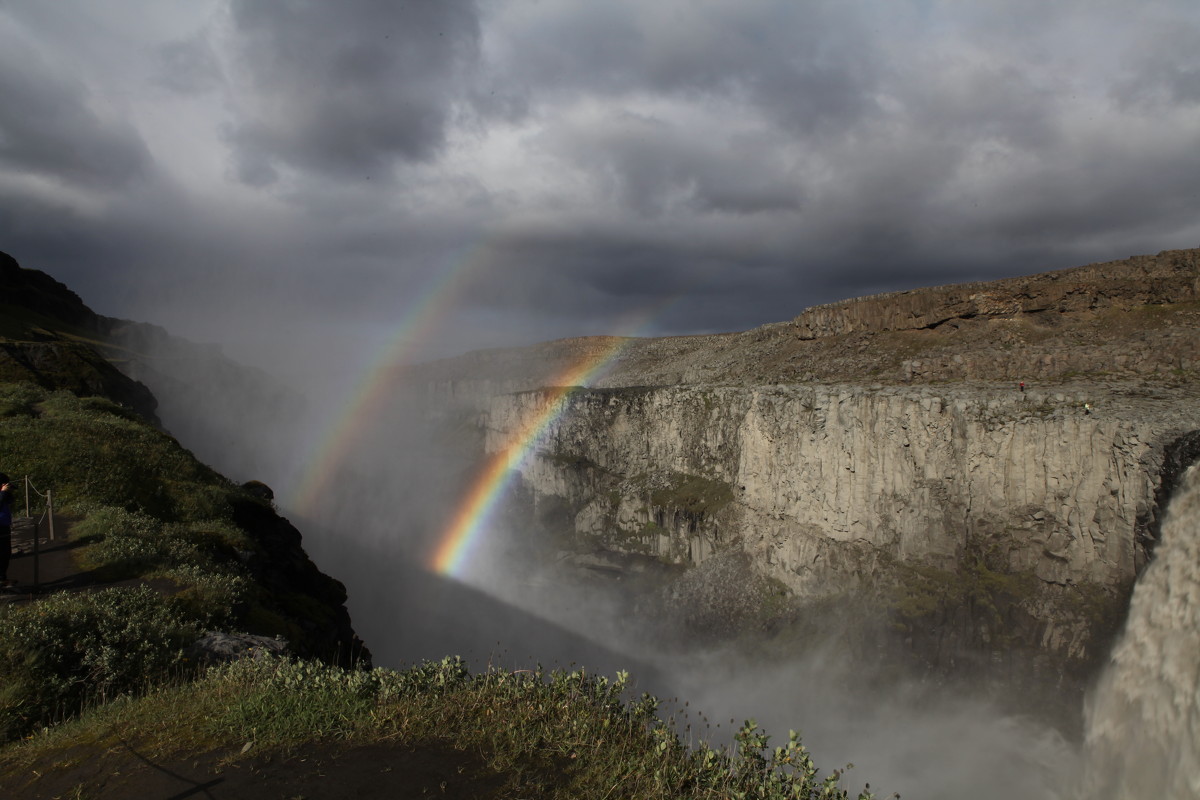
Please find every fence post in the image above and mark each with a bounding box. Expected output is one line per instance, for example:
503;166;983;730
23;475;29;519
47;489;55;542
32;515;39;591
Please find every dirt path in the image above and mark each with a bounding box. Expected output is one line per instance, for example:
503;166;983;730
2;519;95;604
5;740;511;800
2;518;179;605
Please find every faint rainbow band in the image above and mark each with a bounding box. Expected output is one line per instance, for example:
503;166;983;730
286;244;486;514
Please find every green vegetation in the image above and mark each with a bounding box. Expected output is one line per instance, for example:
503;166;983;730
639;519;668;539
597;519;660;556
0;383;230;520
0;587;198;741
0;382;874;797
888;556;1038;643
0;382;275;740
0;656;872;799
647;472;735;516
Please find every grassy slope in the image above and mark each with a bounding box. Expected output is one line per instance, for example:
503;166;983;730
0;374;873;797
0;383;281;735
1;657;874;799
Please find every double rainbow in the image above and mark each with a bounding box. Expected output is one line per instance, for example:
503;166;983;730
284;237;675;579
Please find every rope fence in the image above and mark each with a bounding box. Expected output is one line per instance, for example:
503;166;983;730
7;475;55;592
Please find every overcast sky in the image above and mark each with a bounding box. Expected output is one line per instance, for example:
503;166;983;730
2;0;1199;371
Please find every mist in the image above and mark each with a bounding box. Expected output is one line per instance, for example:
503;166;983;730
5;2;1200;794
126;342;1092;800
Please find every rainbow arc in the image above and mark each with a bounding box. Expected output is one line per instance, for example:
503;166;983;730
428;337;633;576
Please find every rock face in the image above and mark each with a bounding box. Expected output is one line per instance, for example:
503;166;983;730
185;632;289;666
415;249;1200;396
230;493;371;668
487;382;1199;663
0;340;159;422
411;249;1200;698
0;250;161;423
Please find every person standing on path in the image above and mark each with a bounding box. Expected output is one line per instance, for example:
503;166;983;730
0;474;12;587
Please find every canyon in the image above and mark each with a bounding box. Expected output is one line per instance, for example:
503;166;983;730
408;248;1200;710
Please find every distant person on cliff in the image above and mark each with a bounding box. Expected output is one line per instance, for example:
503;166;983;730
0;474;12;587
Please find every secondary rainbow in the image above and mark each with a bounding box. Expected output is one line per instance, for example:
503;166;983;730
287;245;488;515
429;335;633;577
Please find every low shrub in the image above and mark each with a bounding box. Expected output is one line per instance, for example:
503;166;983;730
2;656;874;799
73;507;252;627
0;587;198;739
0;386;234;521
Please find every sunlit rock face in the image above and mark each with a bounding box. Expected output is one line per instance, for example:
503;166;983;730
791;248;1200;340
483;381;1200;669
404;250;1199;676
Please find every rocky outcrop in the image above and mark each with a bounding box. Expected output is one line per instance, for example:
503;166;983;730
0;250;303;476
0;250;161;423
792;248;1200;338
230;493;371;668
0;249;369;670
185;632;289;666
0;341;159;422
0;251;98;329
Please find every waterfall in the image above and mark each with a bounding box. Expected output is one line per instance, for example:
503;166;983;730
1076;463;1200;799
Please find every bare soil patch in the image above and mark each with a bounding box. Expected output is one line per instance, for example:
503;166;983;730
4;739;516;799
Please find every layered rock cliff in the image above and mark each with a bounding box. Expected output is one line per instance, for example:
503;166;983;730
491;382;1198;656
411;249;1200;701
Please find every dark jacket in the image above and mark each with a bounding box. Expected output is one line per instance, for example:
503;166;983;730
0;489;12;527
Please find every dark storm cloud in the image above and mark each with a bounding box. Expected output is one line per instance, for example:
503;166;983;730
2;0;1200;368
470;0;1197;328
225;0;481;183
0;35;150;189
490;2;880;132
538;110;804;217
446;219;832;340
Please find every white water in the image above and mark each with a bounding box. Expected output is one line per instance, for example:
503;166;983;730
1076;464;1200;799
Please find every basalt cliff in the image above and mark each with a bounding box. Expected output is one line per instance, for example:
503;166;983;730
412;249;1200;708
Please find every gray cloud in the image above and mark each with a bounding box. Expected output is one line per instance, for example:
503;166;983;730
486;2;880;127
537;111;805;218
1111;18;1200;109
156;35;225;96
0;35;150;189
224;0;481;183
0;0;1198;366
